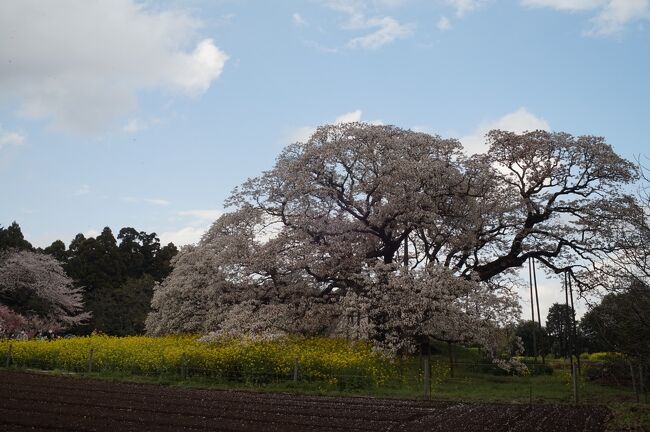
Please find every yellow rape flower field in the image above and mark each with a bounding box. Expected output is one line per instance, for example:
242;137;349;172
0;335;398;390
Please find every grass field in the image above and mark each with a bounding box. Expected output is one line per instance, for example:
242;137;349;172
1;335;648;430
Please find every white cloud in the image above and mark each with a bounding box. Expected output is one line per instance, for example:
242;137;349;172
521;0;604;11
521;0;649;35
0;0;228;134
322;0;364;16
334;110;363;124
145;198;170;206
347;16;414;49
122;119;144;134
159;208;224;246
73;184;91;196
445;0;490;16
335;109;383;125
460;107;550;154
84;229;100;238
0;126;25;149
322;0;414;49
287;126;318;144
159;226;208;246
437;16;452;31
288;109;383;143
411;125;434;133
120;196;170;205
588;0;650;35
122;117;161;134
178;209;223;222
377;0;408;6
292;12;308;26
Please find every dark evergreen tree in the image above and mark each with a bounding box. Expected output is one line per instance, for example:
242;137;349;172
0;222;33;251
111;275;156;335
580;282;650;358
65;227;125;333
65;227;176;335
546;303;573;358
512;320;548;357
43;240;68;262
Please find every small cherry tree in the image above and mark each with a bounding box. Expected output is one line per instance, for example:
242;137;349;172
0;250;90;334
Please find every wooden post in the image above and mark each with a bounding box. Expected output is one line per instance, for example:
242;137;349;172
5;344;12;368
572;363;579;405
564;274;574;372
447;341;454;378
180;353;187;380
423;355;431;400
293;357;299;384
87;348;94;373
639;361;645;404
643;361;648;404
568;276;580;373
631;362;640;403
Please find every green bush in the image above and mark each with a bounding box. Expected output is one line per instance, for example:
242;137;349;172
583;353;630;385
477;358;553;376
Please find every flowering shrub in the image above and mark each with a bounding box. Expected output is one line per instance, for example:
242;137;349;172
0;335;395;387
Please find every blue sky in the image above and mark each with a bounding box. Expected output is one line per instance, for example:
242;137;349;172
1;0;649;318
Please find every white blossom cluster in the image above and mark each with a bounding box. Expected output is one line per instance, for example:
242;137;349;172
344;263;521;355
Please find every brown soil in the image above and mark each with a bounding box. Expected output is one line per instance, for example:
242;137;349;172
0;370;608;431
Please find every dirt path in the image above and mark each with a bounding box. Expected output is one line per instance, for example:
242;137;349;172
0;370;608;431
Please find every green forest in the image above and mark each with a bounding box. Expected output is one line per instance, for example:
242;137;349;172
0;221;177;335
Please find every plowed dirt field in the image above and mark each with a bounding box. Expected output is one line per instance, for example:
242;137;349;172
0;370;608;431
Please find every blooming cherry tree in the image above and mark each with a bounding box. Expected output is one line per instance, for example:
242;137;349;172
148;123;640;359
0;250;90;334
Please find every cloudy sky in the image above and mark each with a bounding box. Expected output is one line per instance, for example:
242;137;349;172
1;0;649;318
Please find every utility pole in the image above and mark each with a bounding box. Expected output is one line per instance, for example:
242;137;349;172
528;258;538;361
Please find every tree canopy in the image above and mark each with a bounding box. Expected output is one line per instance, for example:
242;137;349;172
580;282;650;359
0;222;33;252
147;123;640;356
64;227;178;335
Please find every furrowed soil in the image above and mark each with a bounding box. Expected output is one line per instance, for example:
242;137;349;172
0;370;608;432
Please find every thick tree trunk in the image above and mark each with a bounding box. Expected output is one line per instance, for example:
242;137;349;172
403;237;409;268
